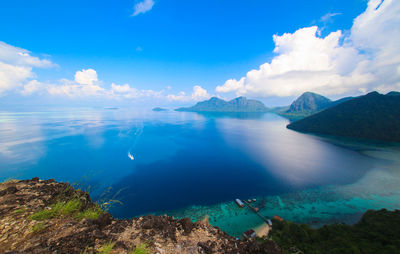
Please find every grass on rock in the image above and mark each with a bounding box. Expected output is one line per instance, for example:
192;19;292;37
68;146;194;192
31;198;103;221
133;243;149;254
32;222;46;233
99;241;115;254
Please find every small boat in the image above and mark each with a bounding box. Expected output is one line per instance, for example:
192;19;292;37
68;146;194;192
243;229;256;239
128;152;134;160
248;199;251;203
253;198;256;202
235;199;244;208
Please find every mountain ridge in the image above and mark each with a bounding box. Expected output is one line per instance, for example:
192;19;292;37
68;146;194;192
275;92;355;121
287;91;400;142
176;96;269;112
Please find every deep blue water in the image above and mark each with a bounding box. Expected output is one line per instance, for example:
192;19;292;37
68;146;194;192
1;109;400;236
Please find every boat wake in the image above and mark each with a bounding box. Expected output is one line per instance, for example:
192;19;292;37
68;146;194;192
127;122;143;161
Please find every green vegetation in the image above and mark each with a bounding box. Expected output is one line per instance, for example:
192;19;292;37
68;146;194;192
99;241;115;254
133;243;149;254
31;198;103;221
176;96;269;112
287;92;332;113
71;182;124;212
14;208;25;214
276;92;355;121
152;107;168;111
75;206;104;220
270;209;400;254
32;222;46;233
287;91;400;142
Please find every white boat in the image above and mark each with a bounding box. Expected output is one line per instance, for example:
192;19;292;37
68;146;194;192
235;199;244;208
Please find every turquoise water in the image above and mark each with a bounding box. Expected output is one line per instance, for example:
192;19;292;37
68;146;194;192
1;109;399;237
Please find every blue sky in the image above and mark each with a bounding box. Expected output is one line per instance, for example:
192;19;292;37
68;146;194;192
0;0;399;108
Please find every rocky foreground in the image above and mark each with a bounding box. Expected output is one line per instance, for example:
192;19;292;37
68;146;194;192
0;178;282;254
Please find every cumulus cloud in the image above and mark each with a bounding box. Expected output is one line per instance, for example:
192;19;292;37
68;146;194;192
110;83;163;99
21;69;166;101
0;42;55;95
216;0;400;98
43;69;105;97
191;85;211;100
74;69;98;86
0;41;204;103
167;85;211;102
132;0;155;16
167;91;188;101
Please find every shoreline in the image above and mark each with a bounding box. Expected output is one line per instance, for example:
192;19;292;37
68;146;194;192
0;178;282;253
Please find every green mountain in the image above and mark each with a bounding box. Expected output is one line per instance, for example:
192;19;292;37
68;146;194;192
277;92;354;120
288;92;332;114
287;91;400;142
175;96;269;112
387;91;400;96
152;107;168;111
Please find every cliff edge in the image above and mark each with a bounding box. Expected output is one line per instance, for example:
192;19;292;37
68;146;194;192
0;178;282;254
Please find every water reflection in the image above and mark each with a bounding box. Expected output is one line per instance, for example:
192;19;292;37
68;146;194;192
1;109;399;235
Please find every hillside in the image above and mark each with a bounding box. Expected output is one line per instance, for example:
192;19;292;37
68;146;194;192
270;209;400;254
0;178;282;253
287;92;332;114
176;96;269;113
287;91;400;142
277;92;354;120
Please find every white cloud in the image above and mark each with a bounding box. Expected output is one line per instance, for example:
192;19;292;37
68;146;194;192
45;69;104;97
0;42;54;68
74;69;98;86
47;79;104;97
22;71;166;101
0;42;55;95
21;80;45;96
110;83;163;99
191;85;210;100
167;91;188;101
216;0;400;98
132;0;155;16
167;86;211;102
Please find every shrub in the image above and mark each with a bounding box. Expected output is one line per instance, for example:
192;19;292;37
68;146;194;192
133;243;149;254
32;222;46;233
31;199;103;221
99;241;115;254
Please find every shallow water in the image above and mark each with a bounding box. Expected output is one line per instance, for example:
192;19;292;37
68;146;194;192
1;108;399;237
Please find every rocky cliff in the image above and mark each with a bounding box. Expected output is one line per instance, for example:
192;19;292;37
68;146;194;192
0;178;282;254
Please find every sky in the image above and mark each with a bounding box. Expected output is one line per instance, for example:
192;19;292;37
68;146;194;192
0;0;399;108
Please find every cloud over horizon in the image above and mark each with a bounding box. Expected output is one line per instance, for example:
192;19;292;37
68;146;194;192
19;66;210;104
1;0;400;107
167;85;211;102
0;42;55;95
216;0;400;98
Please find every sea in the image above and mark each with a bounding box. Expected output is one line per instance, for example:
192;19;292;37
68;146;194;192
1;108;400;236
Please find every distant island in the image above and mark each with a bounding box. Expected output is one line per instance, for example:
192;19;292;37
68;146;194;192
287;91;400;142
152;107;168;112
176;96;269;113
276;92;353;121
